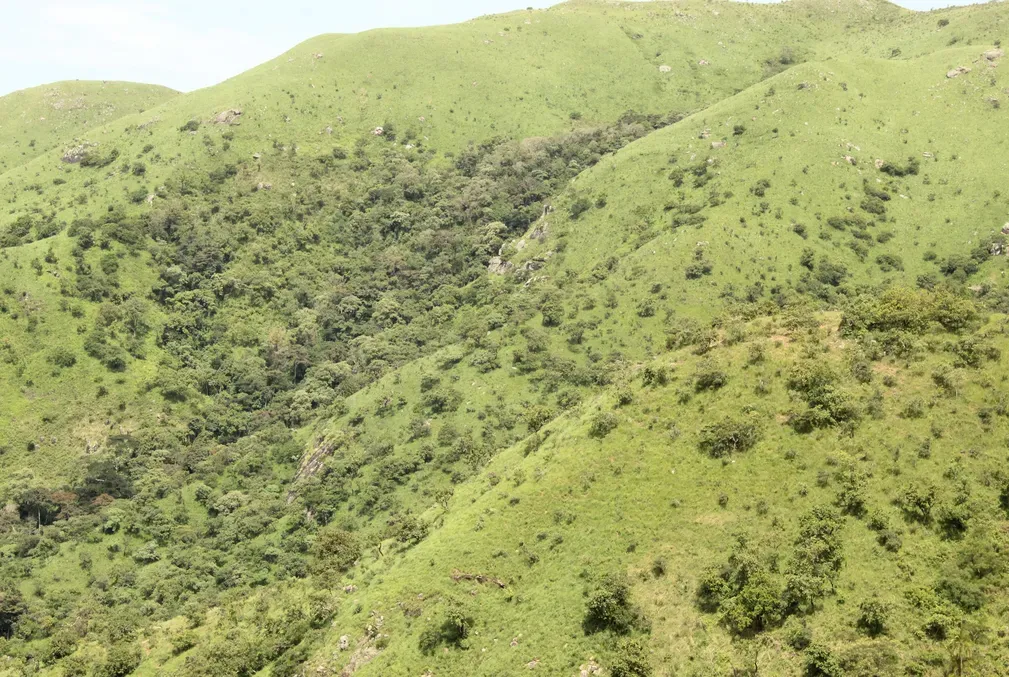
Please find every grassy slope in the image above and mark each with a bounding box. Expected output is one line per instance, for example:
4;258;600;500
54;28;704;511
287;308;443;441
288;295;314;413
512;47;1009;330
0;0;900;222
297;312;1009;676
286;9;1009;677
6;1;1009;675
0;81;178;173
0;0;891;492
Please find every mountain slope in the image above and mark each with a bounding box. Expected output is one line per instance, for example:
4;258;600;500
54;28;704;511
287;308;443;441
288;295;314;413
4;2;1009;677
0;81;179;172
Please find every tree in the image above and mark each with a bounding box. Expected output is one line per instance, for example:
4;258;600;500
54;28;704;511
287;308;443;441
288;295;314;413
0;588;27;639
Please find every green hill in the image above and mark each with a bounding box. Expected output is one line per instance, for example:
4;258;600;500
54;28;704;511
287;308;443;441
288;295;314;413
3;1;1009;676
0;81;179;173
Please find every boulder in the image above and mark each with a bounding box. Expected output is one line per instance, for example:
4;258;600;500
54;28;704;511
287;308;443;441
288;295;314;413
946;66;971;78
984;48;1005;61
658;65;672;73
711;140;726;149
1001;222;1009;235
487;257;514;275
338;635;349;651
213;109;242;125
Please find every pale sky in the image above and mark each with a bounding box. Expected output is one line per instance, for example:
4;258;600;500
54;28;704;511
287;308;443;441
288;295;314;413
0;0;991;97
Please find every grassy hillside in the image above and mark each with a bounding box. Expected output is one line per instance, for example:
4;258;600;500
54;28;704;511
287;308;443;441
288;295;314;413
4;1;1009;676
0;81;178;173
510;46;1009;325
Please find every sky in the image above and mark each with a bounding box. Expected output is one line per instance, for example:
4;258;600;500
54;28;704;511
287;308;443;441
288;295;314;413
0;0;993;97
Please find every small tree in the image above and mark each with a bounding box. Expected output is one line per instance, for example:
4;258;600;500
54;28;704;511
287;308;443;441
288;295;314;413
856;598;889;636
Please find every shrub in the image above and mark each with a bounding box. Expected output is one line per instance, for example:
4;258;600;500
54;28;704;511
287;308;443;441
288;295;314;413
896;482;935;523
48;347;77;368
569;197;593;219
804;642;842;677
610;637;653;677
584;573;646;634
311;527;361;572
856;598;889;636
589;412;619;438
694;362;727;391
698;417;761;457
179;120;200;133
879;156;920;177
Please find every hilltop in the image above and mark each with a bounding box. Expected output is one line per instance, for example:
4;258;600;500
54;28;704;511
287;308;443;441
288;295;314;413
2;1;1009;676
0;81;178;173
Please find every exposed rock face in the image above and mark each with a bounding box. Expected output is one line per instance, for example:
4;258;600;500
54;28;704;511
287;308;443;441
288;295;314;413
213;109;242;124
487;257;514;275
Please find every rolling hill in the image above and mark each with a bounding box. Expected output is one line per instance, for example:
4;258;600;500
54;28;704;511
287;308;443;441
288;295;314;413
0;81;178;173
3;1;1009;676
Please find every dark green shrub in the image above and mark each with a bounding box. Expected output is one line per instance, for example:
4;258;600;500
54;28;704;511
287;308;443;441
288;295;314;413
856;598;889;636
589;412;619;438
698;417;761;457
610;637;653;677
584;573;646;634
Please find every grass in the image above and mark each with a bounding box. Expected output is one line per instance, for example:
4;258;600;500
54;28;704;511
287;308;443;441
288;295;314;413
4;1;1009;675
0;81;178;173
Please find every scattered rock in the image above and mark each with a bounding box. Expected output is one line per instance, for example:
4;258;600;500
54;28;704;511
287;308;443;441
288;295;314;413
711;140;726;149
338;635;350;651
990;241;1003;256
698;59;710;66
61;142;95;164
658;64;672;73
1001;222;1009;235
578;661;603;677
313;52;324;59
324;126;333;135
700;128;711;139
947;66;971;78
526;660;540;669
843;155;856;165
450;569;507;587
874;158;885;170
515;238;528;251
984;48;1004;61
256;182;273;191
372;126;384;136
145;194;156;205
522;259;546;272
213;109;242;125
343;584;358;593
530;224;548;240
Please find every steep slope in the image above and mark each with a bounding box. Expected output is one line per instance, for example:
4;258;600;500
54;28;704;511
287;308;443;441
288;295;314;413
0;81;178;172
510;46;1009;329
0;0;897;487
4;2;1009;677
0;0;904;224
